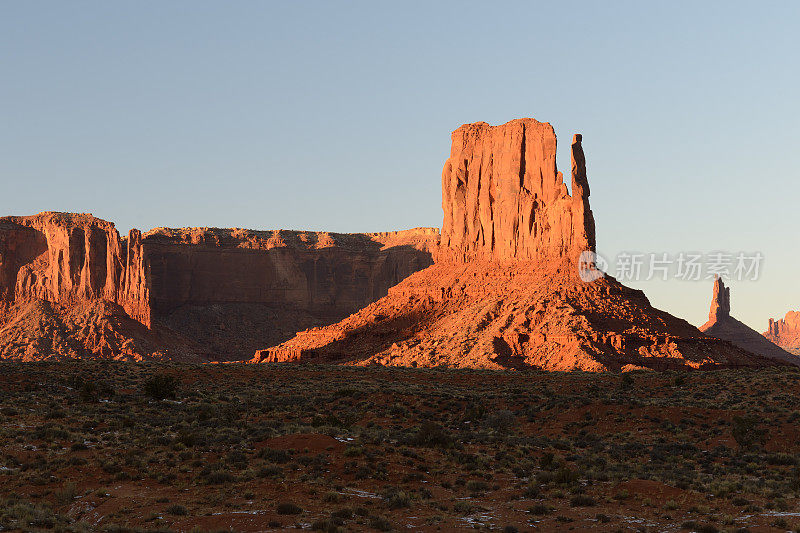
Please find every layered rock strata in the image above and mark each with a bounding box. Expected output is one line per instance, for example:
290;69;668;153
439;120;594;262
0;213;436;360
254;118;776;371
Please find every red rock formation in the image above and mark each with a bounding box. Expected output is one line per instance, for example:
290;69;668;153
254;118;776;371
440;120;594;262
765;311;800;353
700;278;798;364
0;212;437;361
136;227;436;358
0;212;125;304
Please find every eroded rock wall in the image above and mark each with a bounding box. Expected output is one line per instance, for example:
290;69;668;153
440;118;595;262
139;227;437;320
0;213;125;305
1;212;437;360
765;311;800;352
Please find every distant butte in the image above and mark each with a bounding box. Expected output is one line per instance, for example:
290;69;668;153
253;118;775;370
699;277;799;365
765;310;800;354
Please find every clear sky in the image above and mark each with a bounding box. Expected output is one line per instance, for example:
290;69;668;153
2;1;798;331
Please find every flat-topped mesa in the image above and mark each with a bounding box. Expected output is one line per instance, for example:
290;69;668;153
439;118;595;263
708;276;731;322
1;212;437;360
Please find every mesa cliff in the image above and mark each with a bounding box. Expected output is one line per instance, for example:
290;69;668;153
0;213;436;361
699;277;798;365
440;120;594;262
765;311;800;354
254;118;775;370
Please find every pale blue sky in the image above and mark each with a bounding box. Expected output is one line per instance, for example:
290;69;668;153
2;1;798;331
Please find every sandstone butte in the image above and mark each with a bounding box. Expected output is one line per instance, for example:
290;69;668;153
699;277;799;365
765;310;800;354
253;118;781;371
0;211;437;361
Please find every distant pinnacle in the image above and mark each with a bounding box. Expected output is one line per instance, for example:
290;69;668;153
709;276;731;322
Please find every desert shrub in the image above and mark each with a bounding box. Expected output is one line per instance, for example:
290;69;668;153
331;508;353;519
466;480;489;493
204;471;235;484
553;467;579;485
323;492;341;503
225;450;248;467
452;501;473;514
408;422;453;448
54;483;77;504
311;519;341;532
620;373;634;389
731;415;766;449
383;489;411;509
484;410;516;433
0;498;69;530
570;494;596;506
343;446;363;457
166;504;187;516
142;374;179;401
367;515;391;531
614;489;630;500
681;522;718;533
772;518;788;529
276;502;302;515
257;447;291;463
463;403;486;422
766;452;796;465
522;483;540;498
257;465;283;478
528;504;550;515
539;452;555;469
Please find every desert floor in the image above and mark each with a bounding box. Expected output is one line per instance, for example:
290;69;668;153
2;362;800;532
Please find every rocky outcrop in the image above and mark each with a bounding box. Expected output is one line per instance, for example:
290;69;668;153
440;119;594;262
765;311;800;353
700;278;798;365
1;213;437;361
0;213;125;305
254;118;773;371
707;277;730;322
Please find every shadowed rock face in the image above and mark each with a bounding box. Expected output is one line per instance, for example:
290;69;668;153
765;311;800;353
0;213;437;361
700;278;798;365
254;118;773;371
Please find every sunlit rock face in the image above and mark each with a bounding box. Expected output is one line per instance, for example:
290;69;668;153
766;311;800;353
255;118;775;371
0;212;437;361
439;118;594;263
